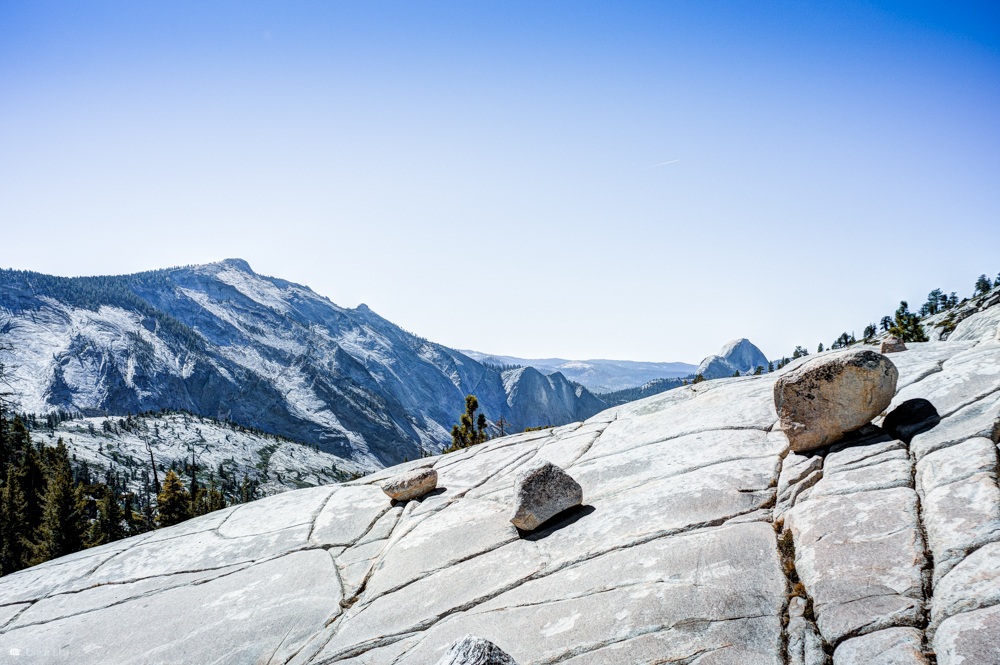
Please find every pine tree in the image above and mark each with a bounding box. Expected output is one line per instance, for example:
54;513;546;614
87;489;125;547
0;464;29;575
10;420;47;540
817;343;824;353
974;274;992;297
445;395;489;453
863;324;877;340
156;471;191;528
31;441;88;564
923;289;943;316
889;301;929;342
768;361;774;372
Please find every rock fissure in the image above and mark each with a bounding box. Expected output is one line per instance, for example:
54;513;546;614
572;425;772;466
317;509;772;663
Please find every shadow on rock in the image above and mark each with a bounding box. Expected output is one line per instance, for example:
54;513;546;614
882;398;940;443
391;486;447;507
519;504;596;541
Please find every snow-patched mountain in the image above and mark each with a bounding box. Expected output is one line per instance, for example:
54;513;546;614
0;260;606;468
461;351;697;392
695;338;770;379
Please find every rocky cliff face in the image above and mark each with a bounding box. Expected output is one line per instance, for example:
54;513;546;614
2;307;997;664
0;260;606;467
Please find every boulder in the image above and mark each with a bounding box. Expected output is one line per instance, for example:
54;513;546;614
436;635;518;665
509;460;582;531
380;467;437;501
774;349;898;452
880;335;907;354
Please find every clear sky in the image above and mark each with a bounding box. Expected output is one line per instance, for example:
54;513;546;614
1;1;998;363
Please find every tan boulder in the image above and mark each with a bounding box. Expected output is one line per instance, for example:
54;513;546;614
774;349;898;452
879;335;906;353
380;467;437;501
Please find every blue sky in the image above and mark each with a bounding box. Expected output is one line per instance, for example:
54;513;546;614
1;1;998;363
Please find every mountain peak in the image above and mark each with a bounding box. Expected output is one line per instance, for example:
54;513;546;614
695;338;768;378
217;258;254;273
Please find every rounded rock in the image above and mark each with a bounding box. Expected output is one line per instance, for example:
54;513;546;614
879;335;907;354
380;467;437;501
774;349;898;452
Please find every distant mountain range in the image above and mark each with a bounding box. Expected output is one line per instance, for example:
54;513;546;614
460;352;697;392
0;260;607;468
466;338;769;392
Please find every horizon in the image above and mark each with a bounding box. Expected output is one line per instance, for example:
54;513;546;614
2;1;998;363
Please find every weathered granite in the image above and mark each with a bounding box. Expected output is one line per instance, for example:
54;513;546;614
0;340;996;664
788;597;829;665
930;541;1000;634
775;349;898;451
833;627;928;665
786;487;926;644
933;604;1000;665
950;304;1000;342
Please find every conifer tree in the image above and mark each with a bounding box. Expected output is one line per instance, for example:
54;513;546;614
32;441;88;564
889;301;929;342
156;471;191;528
0;464;29;575
974;274;992;297
445;395;489;452
87;489;125;547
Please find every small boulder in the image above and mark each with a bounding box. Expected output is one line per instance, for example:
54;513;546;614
436;635;518;665
879;335;907;354
510;460;582;531
774;349;898;452
380;467;437;501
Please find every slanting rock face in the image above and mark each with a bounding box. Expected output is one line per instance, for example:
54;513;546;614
0;338;996;664
381;467;438;501
774;349;899;451
509;460;582;530
436;636;518;665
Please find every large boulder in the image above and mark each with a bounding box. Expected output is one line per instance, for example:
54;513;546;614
509;460;583;530
436;636;518;665
774;349;898;451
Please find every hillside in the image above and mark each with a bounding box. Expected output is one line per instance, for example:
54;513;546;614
0;260;606;467
1;304;996;664
23;411;365;501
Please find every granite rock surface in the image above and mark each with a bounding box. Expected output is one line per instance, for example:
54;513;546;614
0;339;996;664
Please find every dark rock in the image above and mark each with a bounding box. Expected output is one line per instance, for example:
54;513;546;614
510;460;583;531
436;635;518;665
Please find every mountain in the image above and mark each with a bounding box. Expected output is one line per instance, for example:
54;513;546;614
695;338;769;379
5;326;998;663
0;260;606;468
461;351;697;392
